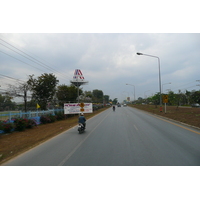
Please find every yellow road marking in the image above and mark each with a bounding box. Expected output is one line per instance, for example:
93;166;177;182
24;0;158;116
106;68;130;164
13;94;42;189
153;115;200;135
133;107;200;135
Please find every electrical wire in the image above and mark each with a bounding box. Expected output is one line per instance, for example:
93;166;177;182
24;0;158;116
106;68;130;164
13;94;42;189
0;37;72;81
170;81;199;92
0;40;67;78
0;49;47;73
0;73;26;83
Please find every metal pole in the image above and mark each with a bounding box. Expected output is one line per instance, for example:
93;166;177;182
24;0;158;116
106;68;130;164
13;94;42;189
77;85;80;116
137;52;162;111
126;84;136;102
157;57;162;111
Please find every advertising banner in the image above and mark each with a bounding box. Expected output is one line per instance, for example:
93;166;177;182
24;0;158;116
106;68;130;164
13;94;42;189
64;103;93;114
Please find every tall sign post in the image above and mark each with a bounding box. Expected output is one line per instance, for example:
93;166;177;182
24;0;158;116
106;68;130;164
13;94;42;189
70;69;88;103
69;69;89;115
162;95;168;114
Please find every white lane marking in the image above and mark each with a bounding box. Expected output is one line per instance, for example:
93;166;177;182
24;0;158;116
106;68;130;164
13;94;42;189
58;110;111;166
134;124;138;131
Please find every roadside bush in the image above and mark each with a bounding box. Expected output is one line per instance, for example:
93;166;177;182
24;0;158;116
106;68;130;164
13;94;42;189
0;118;37;133
40;115;51;124
93;104;104;111
26;119;37;129
2;122;15;133
0;121;3;131
49;114;57;123
14;118;28;131
55;112;65;120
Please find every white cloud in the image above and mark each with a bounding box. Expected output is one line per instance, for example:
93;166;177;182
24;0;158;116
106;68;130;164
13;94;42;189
0;33;199;102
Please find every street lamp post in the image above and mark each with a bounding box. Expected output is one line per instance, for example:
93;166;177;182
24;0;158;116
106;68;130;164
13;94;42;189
126;83;135;102
137;52;162;112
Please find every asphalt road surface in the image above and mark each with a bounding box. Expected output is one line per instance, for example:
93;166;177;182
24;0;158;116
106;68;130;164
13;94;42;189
3;106;200;166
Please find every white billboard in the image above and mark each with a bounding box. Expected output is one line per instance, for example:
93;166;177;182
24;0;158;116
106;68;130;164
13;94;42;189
64;103;93;114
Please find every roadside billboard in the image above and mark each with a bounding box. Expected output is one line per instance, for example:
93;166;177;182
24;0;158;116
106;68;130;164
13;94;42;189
64;103;93;114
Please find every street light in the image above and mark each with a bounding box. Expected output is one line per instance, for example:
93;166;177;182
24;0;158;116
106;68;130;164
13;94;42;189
136;52;162;111
126;83;135;102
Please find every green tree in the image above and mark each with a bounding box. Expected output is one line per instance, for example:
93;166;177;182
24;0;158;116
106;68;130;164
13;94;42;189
151;93;160;105
168;91;176;106
176;90;186;107
84;91;93;99
56;84;83;105
185;90;191;105
103;95;109;104
78;90;92;102
92;89;104;103
9;83;31;112
0;94;16;111
112;98;118;105
27;73;59;110
190;90;200;104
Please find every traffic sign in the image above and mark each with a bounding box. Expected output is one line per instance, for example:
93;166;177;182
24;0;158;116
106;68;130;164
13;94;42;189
80;108;85;112
79;103;85;107
162;95;168;103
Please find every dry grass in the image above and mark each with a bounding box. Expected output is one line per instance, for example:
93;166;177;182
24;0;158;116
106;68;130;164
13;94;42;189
0;107;109;165
130;105;200;129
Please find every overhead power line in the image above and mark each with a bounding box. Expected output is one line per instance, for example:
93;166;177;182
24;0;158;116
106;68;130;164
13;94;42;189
0;49;46;73
0;37;72;81
0;40;62;75
0;73;25;83
171;81;198;91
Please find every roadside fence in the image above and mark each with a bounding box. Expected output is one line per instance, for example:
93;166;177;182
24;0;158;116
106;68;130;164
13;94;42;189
0;109;64;121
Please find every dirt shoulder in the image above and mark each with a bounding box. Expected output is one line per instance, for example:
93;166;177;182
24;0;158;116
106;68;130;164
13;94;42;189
0;107;109;165
130;104;200;129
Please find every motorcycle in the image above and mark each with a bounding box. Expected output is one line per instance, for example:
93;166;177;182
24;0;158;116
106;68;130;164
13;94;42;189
78;123;85;134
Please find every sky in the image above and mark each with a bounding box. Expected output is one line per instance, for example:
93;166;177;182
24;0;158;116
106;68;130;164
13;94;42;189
0;33;199;103
0;0;200;103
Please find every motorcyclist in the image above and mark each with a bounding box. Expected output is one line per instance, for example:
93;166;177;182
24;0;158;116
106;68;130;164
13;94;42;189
113;105;115;111
78;113;86;129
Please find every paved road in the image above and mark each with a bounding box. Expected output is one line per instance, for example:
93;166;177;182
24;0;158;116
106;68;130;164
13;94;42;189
3;106;200;166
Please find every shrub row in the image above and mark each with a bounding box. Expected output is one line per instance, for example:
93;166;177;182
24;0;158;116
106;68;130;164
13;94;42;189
0;118;37;133
0;111;66;134
40;112;65;124
0;107;105;134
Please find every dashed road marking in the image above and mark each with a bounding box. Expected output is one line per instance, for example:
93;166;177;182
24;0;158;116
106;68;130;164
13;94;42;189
134;124;138;131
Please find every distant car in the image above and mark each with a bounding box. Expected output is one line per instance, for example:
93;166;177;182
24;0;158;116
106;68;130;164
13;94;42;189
117;104;121;107
191;103;200;107
123;104;127;107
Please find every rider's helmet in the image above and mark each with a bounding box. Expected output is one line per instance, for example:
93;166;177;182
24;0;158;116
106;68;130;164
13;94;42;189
80;113;84;116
